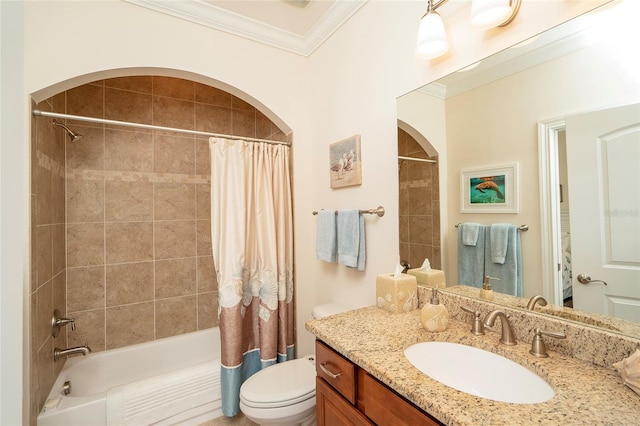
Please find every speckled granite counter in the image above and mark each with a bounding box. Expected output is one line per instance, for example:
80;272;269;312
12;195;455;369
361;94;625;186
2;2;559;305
306;306;640;426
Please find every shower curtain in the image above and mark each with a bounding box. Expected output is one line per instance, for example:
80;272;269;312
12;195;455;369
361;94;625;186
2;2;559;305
209;137;294;417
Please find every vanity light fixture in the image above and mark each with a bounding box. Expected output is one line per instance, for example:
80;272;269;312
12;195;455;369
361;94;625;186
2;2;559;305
416;0;449;59
416;0;522;60
470;0;522;30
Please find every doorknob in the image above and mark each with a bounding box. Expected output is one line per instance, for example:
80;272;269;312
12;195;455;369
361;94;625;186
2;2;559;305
576;273;608;286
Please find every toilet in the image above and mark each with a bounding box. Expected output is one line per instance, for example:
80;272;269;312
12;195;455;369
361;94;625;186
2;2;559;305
239;303;348;426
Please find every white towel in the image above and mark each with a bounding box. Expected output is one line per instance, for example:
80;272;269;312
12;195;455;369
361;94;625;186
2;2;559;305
461;223;481;246
316;210;337;263
337;209;365;271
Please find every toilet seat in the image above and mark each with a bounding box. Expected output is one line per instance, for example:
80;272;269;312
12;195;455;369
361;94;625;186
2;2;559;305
240;356;316;409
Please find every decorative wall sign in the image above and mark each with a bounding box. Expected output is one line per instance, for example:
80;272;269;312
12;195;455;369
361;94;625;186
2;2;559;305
329;134;362;189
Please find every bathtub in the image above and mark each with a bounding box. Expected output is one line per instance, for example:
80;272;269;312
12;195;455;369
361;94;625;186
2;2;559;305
38;328;222;426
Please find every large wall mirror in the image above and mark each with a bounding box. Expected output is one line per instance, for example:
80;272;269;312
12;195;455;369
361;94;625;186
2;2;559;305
397;1;640;338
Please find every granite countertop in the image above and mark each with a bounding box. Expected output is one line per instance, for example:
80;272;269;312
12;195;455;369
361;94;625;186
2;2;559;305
306;306;640;426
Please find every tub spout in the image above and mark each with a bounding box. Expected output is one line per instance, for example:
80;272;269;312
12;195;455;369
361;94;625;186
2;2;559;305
54;344;92;362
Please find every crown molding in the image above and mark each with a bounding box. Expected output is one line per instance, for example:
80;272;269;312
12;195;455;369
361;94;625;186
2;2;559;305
124;0;367;57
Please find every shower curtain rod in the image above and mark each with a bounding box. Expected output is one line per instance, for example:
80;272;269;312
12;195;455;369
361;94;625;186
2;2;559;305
398;155;436;163
32;109;292;146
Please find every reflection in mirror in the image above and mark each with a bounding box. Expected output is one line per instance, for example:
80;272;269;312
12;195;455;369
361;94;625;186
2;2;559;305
397;127;441;271
397;1;640;338
441;285;640;339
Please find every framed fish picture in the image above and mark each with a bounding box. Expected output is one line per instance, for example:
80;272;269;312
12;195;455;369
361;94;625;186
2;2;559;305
460;163;519;213
329;134;362;189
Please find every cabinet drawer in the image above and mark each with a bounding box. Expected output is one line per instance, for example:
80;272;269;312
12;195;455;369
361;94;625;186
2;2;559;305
315;340;357;404
316;377;373;426
363;373;442;426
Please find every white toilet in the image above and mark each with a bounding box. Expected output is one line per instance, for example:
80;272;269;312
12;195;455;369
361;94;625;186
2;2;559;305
239;303;348;426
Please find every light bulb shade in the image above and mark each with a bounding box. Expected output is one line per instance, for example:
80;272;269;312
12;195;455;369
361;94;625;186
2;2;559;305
470;0;514;30
416;11;449;59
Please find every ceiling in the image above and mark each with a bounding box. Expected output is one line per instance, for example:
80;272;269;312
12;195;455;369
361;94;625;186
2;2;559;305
124;0;367;56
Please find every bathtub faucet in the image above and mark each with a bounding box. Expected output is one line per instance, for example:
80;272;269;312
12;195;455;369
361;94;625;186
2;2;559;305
53;343;92;362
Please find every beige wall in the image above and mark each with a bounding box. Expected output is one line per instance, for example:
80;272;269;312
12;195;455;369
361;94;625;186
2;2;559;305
1;1;614;423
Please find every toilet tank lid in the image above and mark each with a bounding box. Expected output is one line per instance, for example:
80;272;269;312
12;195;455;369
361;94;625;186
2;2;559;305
312;303;348;319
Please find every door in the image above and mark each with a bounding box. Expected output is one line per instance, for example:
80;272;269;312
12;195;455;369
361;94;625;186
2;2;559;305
566;103;640;321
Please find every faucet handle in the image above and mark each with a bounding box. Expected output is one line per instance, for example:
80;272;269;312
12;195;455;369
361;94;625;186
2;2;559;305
529;327;566;358
52;309;76;337
461;306;485;335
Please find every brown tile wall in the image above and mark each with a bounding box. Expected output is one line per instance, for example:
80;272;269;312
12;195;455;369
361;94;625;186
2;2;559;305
64;76;286;352
30;95;67;424
398;128;441;270
29;76;286;424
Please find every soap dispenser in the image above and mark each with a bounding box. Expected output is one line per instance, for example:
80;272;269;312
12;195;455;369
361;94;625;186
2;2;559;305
479;276;497;301
420;288;449;332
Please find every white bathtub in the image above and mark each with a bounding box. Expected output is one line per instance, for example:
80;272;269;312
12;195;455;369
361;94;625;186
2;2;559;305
38;328;222;426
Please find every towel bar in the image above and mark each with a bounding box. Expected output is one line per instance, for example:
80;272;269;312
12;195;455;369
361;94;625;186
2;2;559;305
312;206;385;217
455;223;528;232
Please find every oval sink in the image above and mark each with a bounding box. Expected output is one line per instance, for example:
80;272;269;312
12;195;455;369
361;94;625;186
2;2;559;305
404;342;554;404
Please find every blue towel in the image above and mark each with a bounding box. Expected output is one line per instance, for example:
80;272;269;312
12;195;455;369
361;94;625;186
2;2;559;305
490;223;511;264
337;209;365;271
484;224;522;296
457;224;486;287
316;210;337;263
462;223;481;246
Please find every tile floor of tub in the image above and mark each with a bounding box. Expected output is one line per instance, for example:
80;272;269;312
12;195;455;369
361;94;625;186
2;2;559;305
199;413;258;426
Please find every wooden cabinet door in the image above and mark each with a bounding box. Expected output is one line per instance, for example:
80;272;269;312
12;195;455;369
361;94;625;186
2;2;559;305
363;373;442;426
316;377;372;426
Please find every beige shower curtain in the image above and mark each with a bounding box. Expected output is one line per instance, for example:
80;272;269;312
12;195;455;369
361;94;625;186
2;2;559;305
209;137;294;417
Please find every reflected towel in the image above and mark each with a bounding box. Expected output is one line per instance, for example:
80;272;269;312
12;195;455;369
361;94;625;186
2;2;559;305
461;223;482;246
337;209;366;271
457;224;486;287
316;210;337;263
484;224;522;296
490;223;511;264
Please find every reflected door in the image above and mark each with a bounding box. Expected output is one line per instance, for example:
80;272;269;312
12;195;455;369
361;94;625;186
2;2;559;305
567;103;640;321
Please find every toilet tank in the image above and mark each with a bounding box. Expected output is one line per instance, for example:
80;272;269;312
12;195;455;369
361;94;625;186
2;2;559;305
312;303;348;319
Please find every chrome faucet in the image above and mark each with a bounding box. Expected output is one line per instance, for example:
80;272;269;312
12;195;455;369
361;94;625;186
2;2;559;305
53;344;91;362
526;295;548;311
483;310;517;345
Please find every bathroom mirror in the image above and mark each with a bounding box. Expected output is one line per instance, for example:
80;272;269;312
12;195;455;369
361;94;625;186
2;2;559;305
397;2;640;339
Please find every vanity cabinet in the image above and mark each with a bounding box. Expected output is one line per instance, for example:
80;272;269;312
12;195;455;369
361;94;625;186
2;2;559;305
315;340;442;426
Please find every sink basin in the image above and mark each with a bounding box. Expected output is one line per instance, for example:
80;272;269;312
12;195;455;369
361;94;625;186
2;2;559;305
404;342;554;404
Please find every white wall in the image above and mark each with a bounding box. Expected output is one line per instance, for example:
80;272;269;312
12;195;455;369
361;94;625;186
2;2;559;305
1;0;614;422
0;1;28;425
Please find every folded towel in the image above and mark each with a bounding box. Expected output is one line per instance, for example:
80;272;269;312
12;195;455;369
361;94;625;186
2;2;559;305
490;223;511;264
457;224;486;287
337;209;366;271
461;223;482;246
484;225;522;296
316;210;337;263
